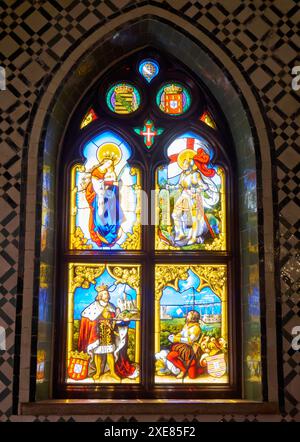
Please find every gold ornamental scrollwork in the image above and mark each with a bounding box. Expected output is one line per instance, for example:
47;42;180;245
70;227;93;250
191;265;226;300
155;265;189;300
108;265;140;291
69;264;105;293
122;224;141;250
155;265;226;300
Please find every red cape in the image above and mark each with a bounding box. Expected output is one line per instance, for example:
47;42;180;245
78;316;98;353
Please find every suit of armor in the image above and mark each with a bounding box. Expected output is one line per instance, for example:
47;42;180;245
172;167;208;245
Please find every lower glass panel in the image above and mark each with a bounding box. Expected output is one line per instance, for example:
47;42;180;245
155;264;228;384
66;263;141;384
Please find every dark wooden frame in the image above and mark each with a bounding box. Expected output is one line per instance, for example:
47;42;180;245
53;49;241;399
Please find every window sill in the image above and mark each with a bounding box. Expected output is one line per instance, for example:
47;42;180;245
21;400;279;416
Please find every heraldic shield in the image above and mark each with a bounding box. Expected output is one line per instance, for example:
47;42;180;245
206;353;227;378
68;351;90;381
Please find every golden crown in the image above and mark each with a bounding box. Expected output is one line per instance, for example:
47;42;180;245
101;150;119;161
164;84;182;94
96;284;108;292
97;143;122;165
70;351;90;361
115;84;133;94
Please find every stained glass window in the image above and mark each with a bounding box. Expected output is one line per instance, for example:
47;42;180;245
67;263;141;384
57;51;236;398
155;133;226;250
155;264;228;384
70;131;141;250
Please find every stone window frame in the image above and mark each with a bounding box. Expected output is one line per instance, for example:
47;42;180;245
17;7;279;416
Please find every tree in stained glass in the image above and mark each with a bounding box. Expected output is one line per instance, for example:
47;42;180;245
155;264;228;384
70;131;141;250
80;108;98;129
155;133;226;250
67;263;141;384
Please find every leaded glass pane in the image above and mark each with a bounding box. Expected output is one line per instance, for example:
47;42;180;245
70;131;142;250
155;133;226;250
66;263;141;384
155;264;228;384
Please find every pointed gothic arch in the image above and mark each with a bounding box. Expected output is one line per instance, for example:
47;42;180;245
18;8;278;414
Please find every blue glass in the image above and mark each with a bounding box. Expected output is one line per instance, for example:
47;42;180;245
71;131;141;250
138;59;159;83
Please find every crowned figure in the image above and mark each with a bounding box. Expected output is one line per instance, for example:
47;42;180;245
78;284;138;381
85;143;124;247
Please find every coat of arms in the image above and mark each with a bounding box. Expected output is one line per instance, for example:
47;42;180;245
164;84;183;114
206;353;226;377
68;351;90;381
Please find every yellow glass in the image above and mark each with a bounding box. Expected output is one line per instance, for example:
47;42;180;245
155;264;228;384
66;263;141;384
69;132;142;250
155;134;226;251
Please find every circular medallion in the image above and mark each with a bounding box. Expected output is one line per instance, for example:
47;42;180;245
156;82;191;116
106;83;141;115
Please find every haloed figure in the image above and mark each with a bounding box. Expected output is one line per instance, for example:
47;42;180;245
85;143;124;247
172;148;219;246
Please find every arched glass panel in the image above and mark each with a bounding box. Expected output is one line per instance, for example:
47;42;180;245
156;83;191;115
69;131;142;250
155;133;226;250
106;83;141;114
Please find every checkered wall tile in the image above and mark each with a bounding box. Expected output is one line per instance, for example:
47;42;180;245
0;0;299;421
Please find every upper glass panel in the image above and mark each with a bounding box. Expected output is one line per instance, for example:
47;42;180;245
155;133;226;250
106;83;141;115
70;131;142;250
156;83;191;116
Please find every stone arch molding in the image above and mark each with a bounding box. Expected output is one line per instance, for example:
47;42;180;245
20;6;277;408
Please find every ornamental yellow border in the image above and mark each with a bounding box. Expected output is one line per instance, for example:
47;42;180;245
69;164;142;250
155;164;227;251
66;263;141;382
